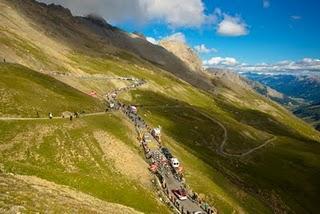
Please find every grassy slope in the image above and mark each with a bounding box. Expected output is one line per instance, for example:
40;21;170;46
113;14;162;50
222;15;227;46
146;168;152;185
0;174;141;213
1;4;320;212
67;54;272;213
0;63;104;117
2;43;320;213
0;113;169;213
56;52;320;213
119;87;320;214
0;63;168;213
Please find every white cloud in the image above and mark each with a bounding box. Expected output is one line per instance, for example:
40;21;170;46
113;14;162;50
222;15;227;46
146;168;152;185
263;0;270;8
37;0;208;28
147;32;186;45
38;1;250;37
162;32;186;43
217;15;249;37
146;37;158;45
291;15;302;20
205;57;320;73
144;0;206;27
240;59;320;73
203;57;239;66
194;44;217;54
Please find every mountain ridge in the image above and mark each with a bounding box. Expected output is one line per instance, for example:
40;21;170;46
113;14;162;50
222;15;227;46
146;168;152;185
1;0;320;213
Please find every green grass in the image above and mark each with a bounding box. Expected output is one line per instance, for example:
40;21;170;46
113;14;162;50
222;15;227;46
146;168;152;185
0;114;169;213
0;28;52;67
120;88;320;214
0;63;105;117
2;17;320;213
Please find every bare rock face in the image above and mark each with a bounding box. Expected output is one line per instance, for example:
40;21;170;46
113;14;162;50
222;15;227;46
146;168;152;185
206;68;253;92
159;39;203;73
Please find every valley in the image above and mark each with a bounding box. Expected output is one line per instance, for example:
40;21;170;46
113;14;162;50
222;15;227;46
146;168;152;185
243;72;320;131
1;0;320;213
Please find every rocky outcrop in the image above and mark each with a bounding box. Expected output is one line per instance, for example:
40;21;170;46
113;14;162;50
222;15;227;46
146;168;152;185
159;38;203;73
206;68;253;92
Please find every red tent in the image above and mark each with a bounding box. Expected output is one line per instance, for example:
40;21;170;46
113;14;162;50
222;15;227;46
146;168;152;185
89;91;97;97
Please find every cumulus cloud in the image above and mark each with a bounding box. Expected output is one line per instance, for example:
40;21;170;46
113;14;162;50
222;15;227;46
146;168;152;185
217;15;249;36
194;44;217;54
37;0;208;27
203;57;239;66
263;0;270;8
204;57;320;73
145;0;206;27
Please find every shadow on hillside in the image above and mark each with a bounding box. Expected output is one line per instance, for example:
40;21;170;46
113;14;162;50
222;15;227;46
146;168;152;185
125;89;320;214
213;98;318;144
129;91;226;150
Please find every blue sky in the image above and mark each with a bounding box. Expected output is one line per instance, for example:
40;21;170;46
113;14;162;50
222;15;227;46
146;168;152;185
116;0;320;64
40;0;320;72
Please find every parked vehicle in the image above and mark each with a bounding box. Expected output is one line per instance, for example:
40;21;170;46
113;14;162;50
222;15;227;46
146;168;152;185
143;133;151;143
170;157;180;168
172;188;187;200
130;105;137;113
151;126;161;142
161;147;173;159
111;93;117;98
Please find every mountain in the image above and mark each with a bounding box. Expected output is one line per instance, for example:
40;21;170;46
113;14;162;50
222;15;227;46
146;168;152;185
159;37;204;73
1;0;320;213
206;68;253;91
243;72;320;103
1;0;214;93
243;72;320;130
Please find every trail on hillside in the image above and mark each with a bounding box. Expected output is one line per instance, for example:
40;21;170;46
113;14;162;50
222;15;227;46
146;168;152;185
0;75;276;213
195;110;277;158
0;74;275;158
0;76;216;213
0;112;108;121
138;104;275;158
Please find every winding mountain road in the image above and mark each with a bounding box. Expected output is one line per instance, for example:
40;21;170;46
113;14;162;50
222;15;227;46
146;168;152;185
0;74;278;213
196;110;276;158
0;75;276;158
137;104;275;158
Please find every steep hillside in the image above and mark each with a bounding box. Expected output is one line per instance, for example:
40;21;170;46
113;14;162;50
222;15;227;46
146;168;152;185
0;174;141;214
0;63;104;117
1;0;320;213
0;0;214;93
0;113;169;213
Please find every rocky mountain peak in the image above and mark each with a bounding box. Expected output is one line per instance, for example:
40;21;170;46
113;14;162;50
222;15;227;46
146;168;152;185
159;38;203;73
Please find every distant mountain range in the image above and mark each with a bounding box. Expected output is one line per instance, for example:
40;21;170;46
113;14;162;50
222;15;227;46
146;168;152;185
243;72;320;130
